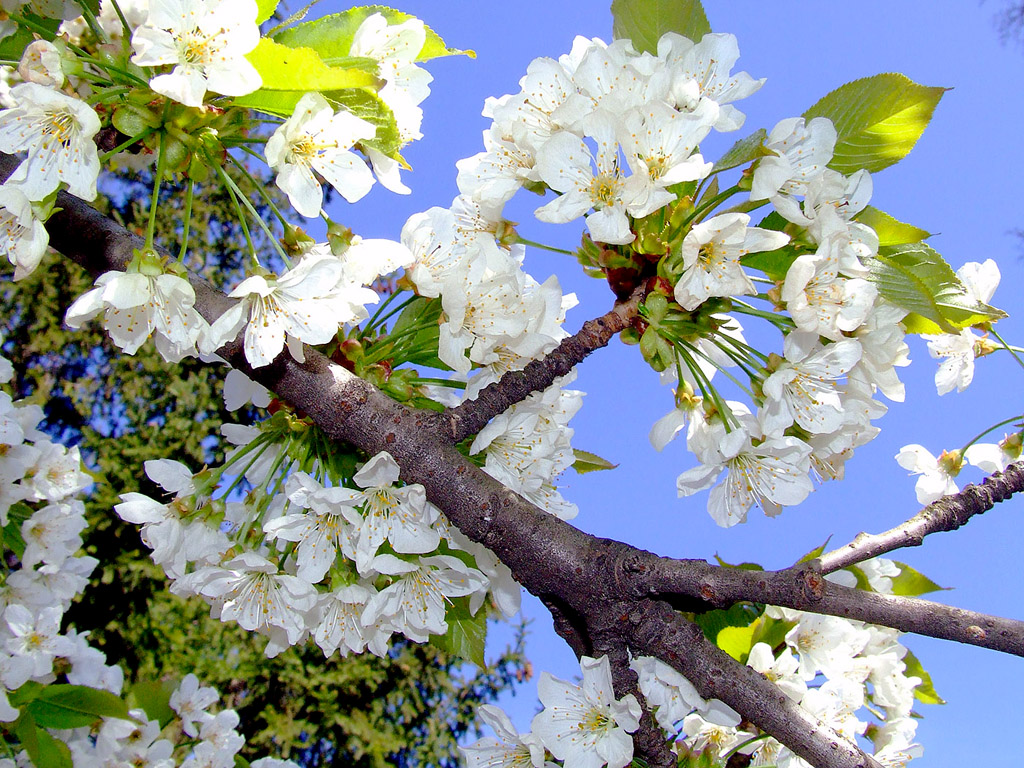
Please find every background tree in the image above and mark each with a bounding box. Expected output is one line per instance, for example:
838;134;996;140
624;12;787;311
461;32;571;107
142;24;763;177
0;167;527;767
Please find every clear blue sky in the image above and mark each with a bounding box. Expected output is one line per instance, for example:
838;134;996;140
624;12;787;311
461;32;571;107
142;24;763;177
321;2;1024;765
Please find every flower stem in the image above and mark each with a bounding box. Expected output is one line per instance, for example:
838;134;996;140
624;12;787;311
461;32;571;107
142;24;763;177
988;327;1024;374
217;162;289;267
515;235;574;256
228;154;289;229
958;414;1024;455
143;128;169;252
178;177;195;262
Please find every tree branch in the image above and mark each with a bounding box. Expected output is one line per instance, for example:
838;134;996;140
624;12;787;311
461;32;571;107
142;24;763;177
638;557;1024;657
630;600;881;768
442;287;643;443
817;461;1024;574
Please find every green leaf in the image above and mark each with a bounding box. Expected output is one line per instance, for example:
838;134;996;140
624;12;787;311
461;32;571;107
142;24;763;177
7;681;44;707
572;449;618;474
740;244;799;282
693;603;760;643
712;129;769;173
27;685;130;729
128;679;178;728
273;6;473;63
749;615;792;652
611;0;711;54
902;650;945;705
865;244;1007;334
843;565;873;592
14;715;73;768
255;0;281;24
0;15;61;59
890;561;946;596
796;539;831;564
712;554;764;572
716;622;756;662
2;501;33;561
246;38;380;92
803;73;947;174
855;206;931;247
432;602;486;667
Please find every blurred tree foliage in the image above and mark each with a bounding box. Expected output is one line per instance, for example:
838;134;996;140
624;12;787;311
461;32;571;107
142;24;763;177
0;160;528;767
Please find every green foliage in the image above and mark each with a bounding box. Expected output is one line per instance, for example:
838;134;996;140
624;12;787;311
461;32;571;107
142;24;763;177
246;38;380;91
889;561;946;596
432;600;487;667
273;6;474;63
610;0;711;54
572;449;619;474
903;650;945;705
855;206;931;247
0;164;527;767
864;244;1007;334
22;685;130;729
711;128;769;174
803;73;947;175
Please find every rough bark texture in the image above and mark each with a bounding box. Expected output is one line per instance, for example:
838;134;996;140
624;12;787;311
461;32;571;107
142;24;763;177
10;150;1024;768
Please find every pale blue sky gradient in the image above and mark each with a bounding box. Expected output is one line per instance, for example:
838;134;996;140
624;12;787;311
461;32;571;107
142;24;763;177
322;3;1024;765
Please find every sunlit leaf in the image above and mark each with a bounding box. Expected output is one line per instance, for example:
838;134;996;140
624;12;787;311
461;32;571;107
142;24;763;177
712;128;769;173
246;38;379;92
611;0;711;54
890;561;946;596
903;650;945;705
572;449;618;474
273;5;473;63
856;206;931;246
804;73;947;174
865;244;1006;334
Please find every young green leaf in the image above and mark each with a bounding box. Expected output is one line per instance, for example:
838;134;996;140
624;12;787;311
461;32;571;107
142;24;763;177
572;449;618;474
433;603;487;667
14;714;73;768
890;561;946;596
27;685;130;729
611;0;711;54
128;679;179;728
716;622;756;663
740;244;799;282
246;39;380;92
255;0;280;24
855;206;931;246
803;73;947;174
273;6;473;63
902;650;945;705
711;128;768;173
865;244;1007;334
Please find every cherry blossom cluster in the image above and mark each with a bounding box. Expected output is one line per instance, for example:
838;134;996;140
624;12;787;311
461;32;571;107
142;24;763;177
115;391;525;658
659;560;925;767
416;30;914;527
0;354;294;766
462;559;925;768
1;0;440;370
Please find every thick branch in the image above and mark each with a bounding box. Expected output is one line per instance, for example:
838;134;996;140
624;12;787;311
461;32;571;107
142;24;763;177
442;287;642;443
631;600;881;768
818;461;1024;574
638;557;1024;657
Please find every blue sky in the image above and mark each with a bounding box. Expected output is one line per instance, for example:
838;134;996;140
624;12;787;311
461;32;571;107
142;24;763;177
321;2;1024;765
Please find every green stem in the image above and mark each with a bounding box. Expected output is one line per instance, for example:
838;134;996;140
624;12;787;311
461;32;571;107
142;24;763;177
731;300;795;330
178;177;195;262
107;0;134;55
98;126;158;162
221;159;290;264
723;733;770;761
959;414;1024;455
411;377;466;389
515;235;574;256
143;129;169;252
680;184;743;229
363;319;437;364
228;154;289;229
362;293;418;337
76;0;108;45
85;85;133;105
215;163;269;269
988;327;1024;375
